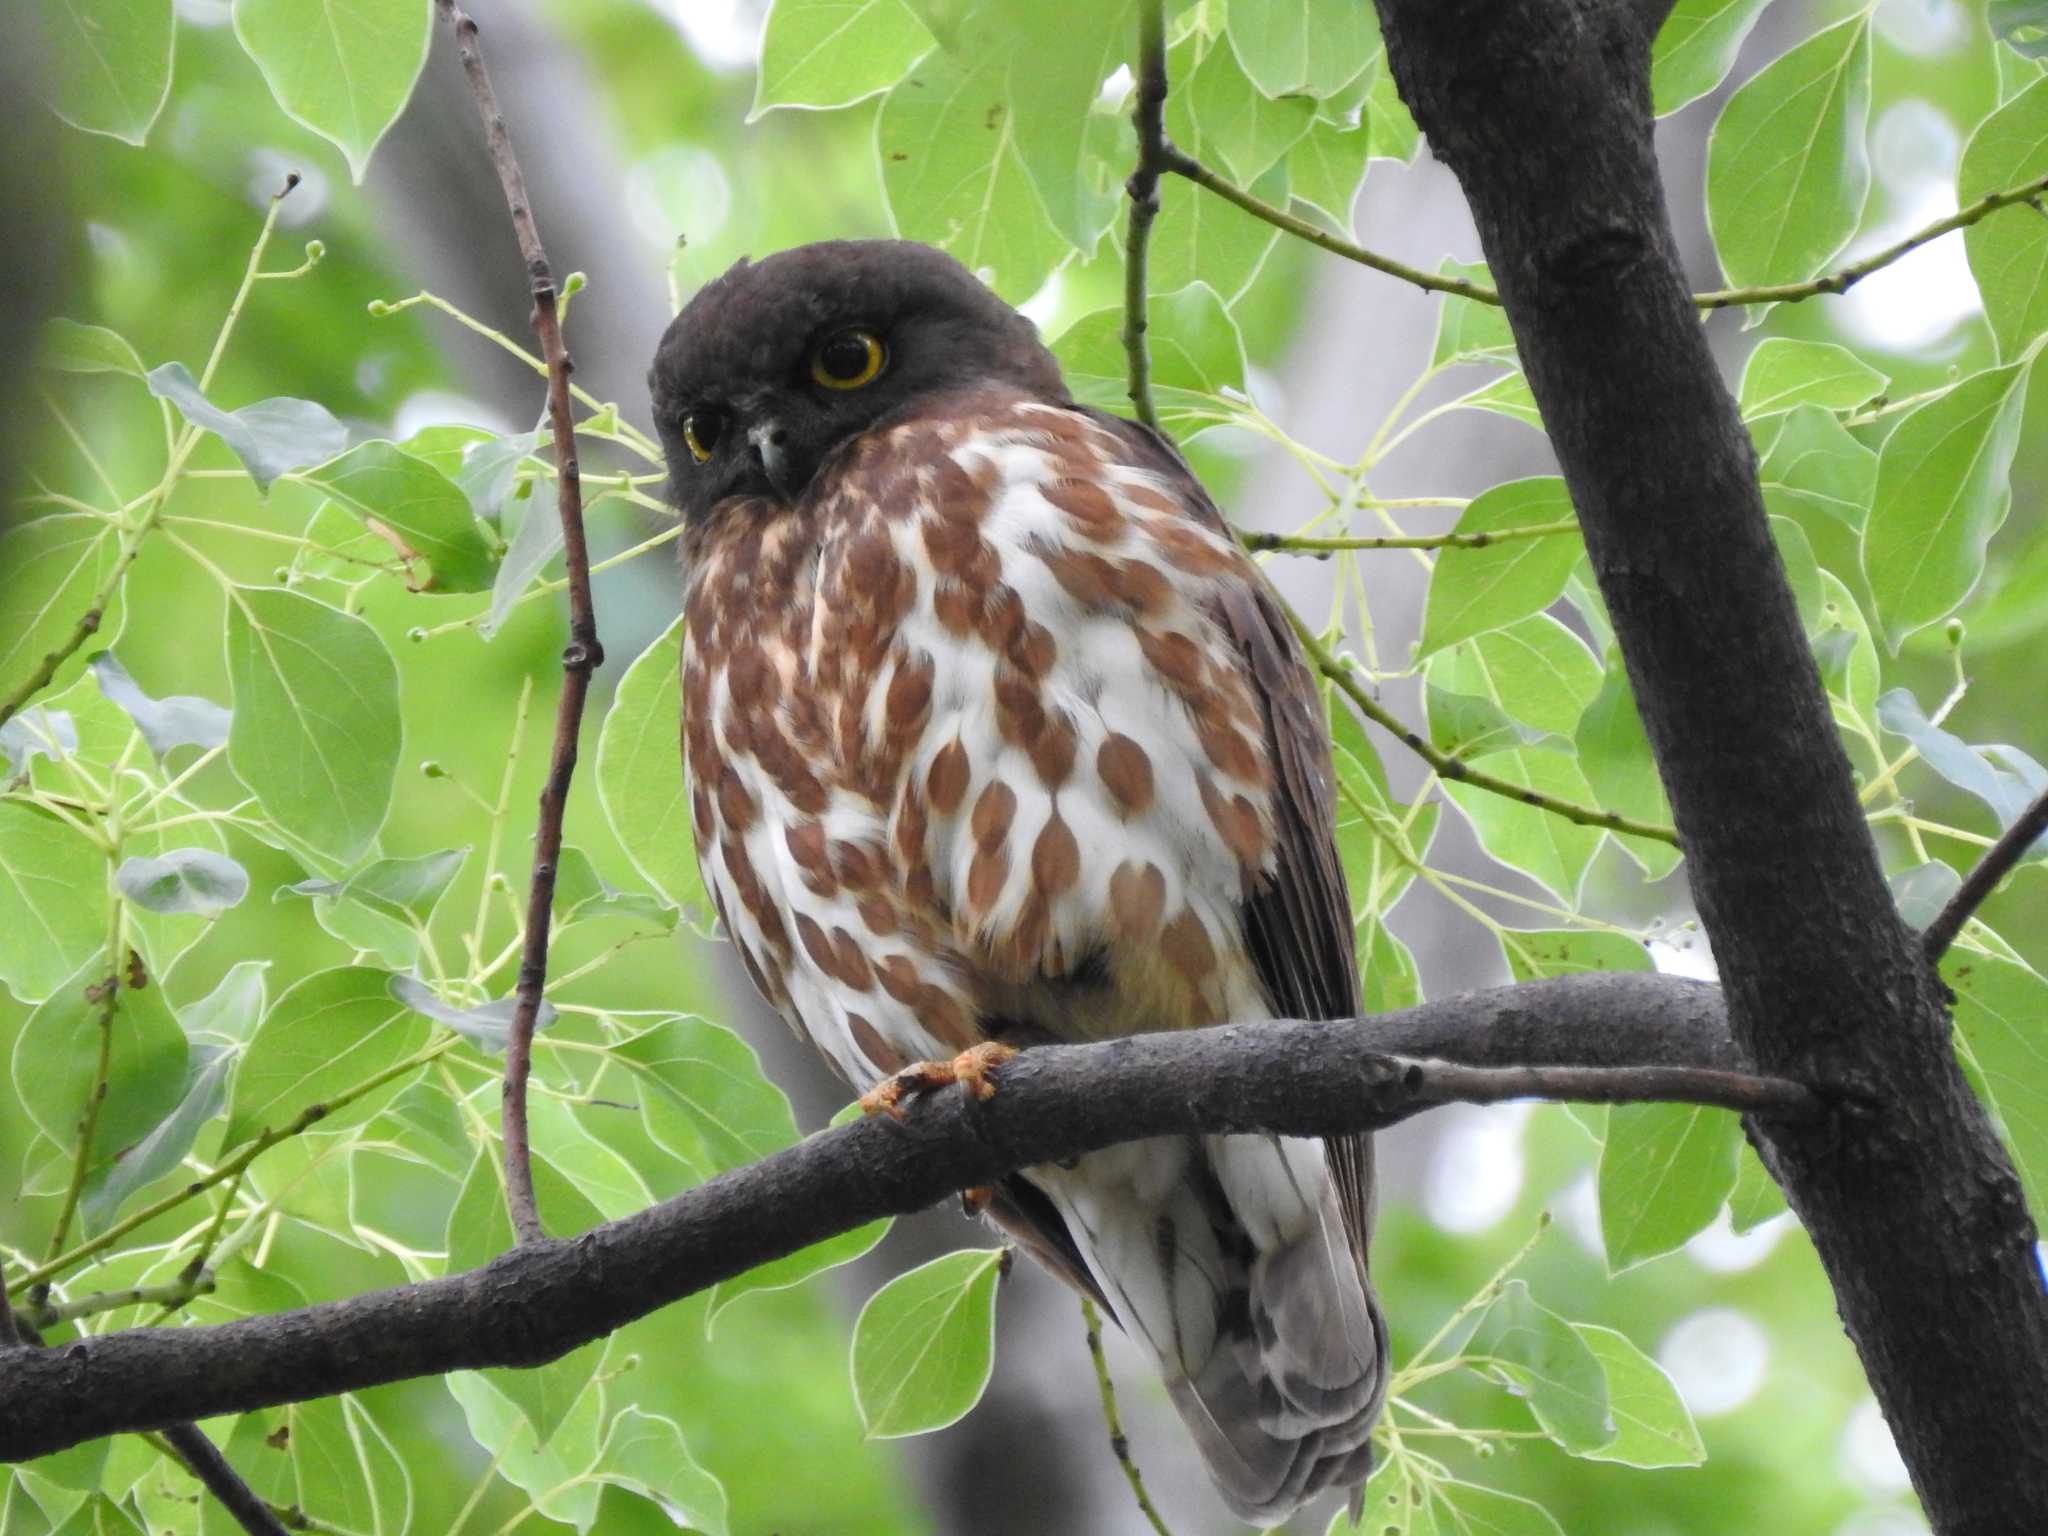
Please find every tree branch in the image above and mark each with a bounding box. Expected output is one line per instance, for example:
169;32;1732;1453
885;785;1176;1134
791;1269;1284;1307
1293;608;1681;844
157;1423;291;1536
1081;1297;1175;1536
0;973;1804;1460
436;0;603;1245
1239;517;1578;554
1367;3;2048;1529
1921;784;2048;961
1122;0;1167;433
1164;145;2048;318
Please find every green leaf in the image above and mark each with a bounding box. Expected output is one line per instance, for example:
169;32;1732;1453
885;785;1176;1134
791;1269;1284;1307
1362;55;1419;164
225;586;401;865
1050;280;1249;433
1760;403;1878;530
1443;746;1605;903
1152;35;1286;300
1946;954;2048;1221
1961;74;2048;360
0;516;125;707
1574;661;1682;881
1705;14;1871;287
1598;1103;1741;1272
1862;359;2033;650
1191;33;1316;184
1416;478;1582;657
300;442;498;592
44;0;175;144
611;1015;799;1179
232;0;432;181
223;965;430;1149
1570;1323;1706;1466
1738;338;1887;418
81;1044;233;1234
1430;263;1515;369
1650;0;1774;117
446;1147;606;1442
181;959;270;1047
1428;1480;1565;1536
1426;614;1603;738
1879;688;2048;852
596;617;709;917
1466;1281;1613;1453
0;802;106;1004
752;0;934;116
13;952;188;1166
1286;115;1372;234
587;1407;729;1536
40;319;148;378
88;652;230;759
1728;1144;1789;1233
707;1217;893;1335
146;363;347;494
878;50;1068;302
1001;0;1131;254
114;849;249;917
552;845;676;929
851;1247;1005;1438
1813;569;1881;731
388;974;556;1055
1503;928;1654;981
1225;0;1377;100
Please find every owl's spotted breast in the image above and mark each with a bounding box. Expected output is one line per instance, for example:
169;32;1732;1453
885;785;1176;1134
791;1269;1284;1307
682;388;1281;1084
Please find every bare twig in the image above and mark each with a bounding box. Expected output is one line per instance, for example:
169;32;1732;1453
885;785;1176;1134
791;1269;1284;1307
1123;0;1168;432
38;959;122;1305
0;971;1820;1459
1081;1297;1176;1536
25;1274;217;1330
158;1423;292;1536
1165;150;2048;316
436;0;603;1245
1292;609;1682;846
1239;517;1579;554
1921;785;2048;961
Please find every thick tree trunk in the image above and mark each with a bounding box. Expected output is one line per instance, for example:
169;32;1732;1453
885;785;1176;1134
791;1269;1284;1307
1367;2;2048;1529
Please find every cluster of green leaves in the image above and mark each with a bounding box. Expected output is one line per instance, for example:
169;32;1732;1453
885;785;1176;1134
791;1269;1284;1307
7;0;2047;1533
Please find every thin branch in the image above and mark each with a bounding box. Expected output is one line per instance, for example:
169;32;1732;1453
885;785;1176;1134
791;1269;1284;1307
1294;612;1682;846
158;1423;292;1536
1160;145;1501;301
0;972;1821;1459
1695;173;2048;309
437;0;604;1245
1165;149;2048;316
1921;785;2048;961
1239;518;1578;554
1122;0;1168;432
38;959;122;1304
1081;1297;1176;1536
25;1274;217;1330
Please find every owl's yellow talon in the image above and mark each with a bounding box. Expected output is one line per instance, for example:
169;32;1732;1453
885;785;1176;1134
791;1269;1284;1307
857;1042;1018;1119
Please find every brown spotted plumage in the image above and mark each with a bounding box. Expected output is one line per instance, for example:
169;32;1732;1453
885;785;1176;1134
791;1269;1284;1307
651;240;1387;1522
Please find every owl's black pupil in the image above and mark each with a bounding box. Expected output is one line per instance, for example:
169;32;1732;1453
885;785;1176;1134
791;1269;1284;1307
821;335;870;379
687;411;722;450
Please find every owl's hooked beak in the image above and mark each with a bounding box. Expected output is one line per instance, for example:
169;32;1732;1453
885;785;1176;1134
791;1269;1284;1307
746;419;802;503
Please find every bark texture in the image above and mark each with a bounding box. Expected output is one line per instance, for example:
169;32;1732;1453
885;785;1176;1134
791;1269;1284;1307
0;974;1762;1460
1369;3;2048;1529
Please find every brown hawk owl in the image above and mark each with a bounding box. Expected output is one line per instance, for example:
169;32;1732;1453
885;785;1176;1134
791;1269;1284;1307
650;241;1387;1521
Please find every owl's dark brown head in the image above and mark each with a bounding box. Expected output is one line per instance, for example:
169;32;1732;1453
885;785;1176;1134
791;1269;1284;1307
647;240;1068;520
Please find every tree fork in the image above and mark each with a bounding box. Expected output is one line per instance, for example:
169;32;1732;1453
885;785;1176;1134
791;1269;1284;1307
1367;2;2048;1528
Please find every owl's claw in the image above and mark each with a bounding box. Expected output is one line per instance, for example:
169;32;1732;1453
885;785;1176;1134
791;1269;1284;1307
857;1042;1019;1120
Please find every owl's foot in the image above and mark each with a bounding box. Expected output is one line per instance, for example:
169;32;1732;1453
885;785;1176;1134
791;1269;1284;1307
858;1042;1019;1120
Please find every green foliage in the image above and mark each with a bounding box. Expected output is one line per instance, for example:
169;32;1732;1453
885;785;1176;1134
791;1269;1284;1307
8;0;2047;1531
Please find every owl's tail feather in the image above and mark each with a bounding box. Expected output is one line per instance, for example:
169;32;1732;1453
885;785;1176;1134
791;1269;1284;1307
1033;1135;1388;1524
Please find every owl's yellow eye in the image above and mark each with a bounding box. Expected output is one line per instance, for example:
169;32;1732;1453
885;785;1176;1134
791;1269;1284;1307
811;329;886;390
682;410;723;463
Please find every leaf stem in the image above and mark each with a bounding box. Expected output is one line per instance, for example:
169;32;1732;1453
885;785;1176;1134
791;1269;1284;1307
1081;1297;1176;1536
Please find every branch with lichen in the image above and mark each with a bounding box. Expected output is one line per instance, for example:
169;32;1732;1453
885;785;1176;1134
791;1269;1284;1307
1239;517;1578;554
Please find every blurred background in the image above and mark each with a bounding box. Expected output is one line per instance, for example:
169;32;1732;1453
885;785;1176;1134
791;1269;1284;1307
7;0;2042;1532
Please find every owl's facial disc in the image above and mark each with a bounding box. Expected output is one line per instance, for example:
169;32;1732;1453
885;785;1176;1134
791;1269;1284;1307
648;240;1068;524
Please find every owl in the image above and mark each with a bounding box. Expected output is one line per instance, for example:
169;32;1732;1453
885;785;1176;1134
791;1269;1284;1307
649;240;1387;1521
